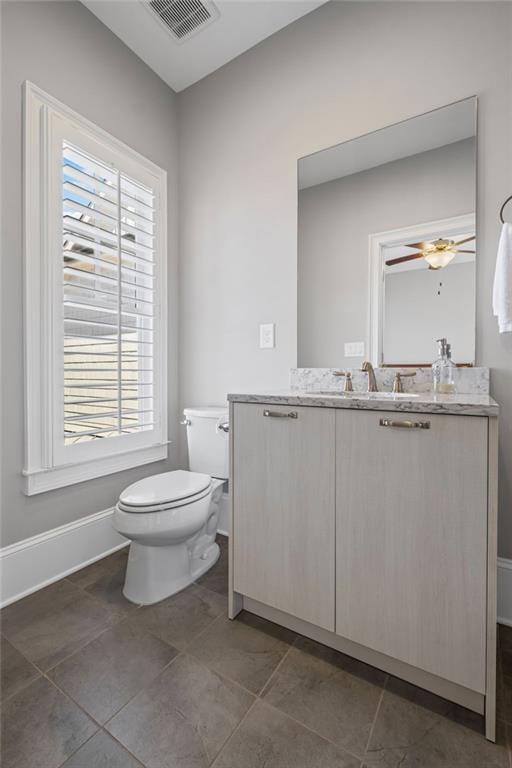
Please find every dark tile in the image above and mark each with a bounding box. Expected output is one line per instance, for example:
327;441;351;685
213;699;360;768
499;626;512;687
83;563;139;615
501;648;512;679
130;583;227;650
189;611;296;693
68;548;136;615
1;676;97;768
106;654;254;768
0;636;40;701
379;675;455;717
62;730;143;768
67;548;128;589
501;647;512;684
49;619;178;724
1;579;123;671
196;534;229;596
499;624;512;654
364;676;510;767
498;674;512;725
381;676;492;734
262;636;386;758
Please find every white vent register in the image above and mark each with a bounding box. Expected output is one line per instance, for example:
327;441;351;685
145;0;219;42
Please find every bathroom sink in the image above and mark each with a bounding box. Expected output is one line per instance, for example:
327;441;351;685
305;390;419;399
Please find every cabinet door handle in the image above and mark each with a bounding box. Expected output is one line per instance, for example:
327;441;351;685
379;418;430;430
263;410;298;419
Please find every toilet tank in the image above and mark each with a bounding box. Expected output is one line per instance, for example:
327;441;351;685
183;406;229;480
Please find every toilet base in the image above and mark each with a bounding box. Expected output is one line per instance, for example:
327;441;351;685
191;541;221;581
123;540;220;605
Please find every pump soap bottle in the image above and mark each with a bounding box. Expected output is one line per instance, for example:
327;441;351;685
432;338;456;394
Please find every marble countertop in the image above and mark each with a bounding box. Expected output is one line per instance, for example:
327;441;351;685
227;390;499;417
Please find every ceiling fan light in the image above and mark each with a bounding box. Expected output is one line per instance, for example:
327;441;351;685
424;250;456;269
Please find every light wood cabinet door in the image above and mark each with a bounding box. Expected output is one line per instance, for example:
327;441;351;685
233;403;335;630
335;409;488;693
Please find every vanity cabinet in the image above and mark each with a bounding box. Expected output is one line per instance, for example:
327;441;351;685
335;409;487;693
232;403;335;630
230;398;497;740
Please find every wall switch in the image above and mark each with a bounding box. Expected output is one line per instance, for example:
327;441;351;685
259;323;275;349
344;341;365;357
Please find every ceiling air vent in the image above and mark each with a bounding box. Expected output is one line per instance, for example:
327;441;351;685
146;0;220;43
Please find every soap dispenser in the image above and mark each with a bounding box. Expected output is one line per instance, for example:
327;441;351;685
432;338;456;394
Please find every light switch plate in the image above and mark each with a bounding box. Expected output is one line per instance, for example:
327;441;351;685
344;341;365;357
259;323;275;349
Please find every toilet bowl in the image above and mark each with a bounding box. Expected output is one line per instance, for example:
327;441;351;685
114;470;224;604
114;406;229;605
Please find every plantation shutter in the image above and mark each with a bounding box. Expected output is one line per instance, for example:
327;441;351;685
62;142;156;445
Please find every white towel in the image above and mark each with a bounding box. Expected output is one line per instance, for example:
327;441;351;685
493;223;512;333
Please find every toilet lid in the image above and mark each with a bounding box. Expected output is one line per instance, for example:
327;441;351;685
119;470;211;507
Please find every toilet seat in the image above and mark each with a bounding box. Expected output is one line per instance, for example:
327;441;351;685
118;470;212;514
118;485;212;514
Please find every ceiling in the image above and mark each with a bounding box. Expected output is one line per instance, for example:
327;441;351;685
298;97;476;190
82;0;328;92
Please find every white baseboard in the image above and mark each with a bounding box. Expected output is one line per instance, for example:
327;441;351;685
0;508;128;608
498;558;512;627
1;506;508;626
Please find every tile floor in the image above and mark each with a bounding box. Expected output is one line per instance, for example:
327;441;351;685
1;535;512;768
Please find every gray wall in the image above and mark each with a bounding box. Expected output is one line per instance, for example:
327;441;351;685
1;1;179;545
384;262;475;365
2;1;512;559
178;1;512;557
298;139;475;368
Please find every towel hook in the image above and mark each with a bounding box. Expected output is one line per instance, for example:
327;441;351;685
499;194;512;224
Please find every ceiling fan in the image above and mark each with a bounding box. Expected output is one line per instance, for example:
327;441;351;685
385;234;476;270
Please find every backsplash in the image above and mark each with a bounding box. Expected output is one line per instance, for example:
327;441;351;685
290;367;490;395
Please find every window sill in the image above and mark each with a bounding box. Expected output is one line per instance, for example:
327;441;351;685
22;444;168;495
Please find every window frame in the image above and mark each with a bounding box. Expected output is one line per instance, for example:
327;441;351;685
23;82;168;495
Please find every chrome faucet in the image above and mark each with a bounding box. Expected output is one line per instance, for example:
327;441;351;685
360;361;378;392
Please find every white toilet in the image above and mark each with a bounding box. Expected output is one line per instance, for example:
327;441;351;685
114;406;229;605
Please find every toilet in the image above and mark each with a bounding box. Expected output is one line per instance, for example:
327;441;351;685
114;406;229;605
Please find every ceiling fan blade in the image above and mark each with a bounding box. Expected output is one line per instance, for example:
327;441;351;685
453;235;475;246
385;252;424;267
455;249;476;254
403;241;433;251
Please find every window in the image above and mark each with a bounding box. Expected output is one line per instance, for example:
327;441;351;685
23;83;168;494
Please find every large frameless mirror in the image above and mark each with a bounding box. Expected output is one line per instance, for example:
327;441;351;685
297;97;477;368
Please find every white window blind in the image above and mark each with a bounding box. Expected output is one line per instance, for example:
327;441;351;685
62;143;156;445
23;83;168;494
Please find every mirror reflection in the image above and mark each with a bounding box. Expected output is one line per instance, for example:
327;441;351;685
297;98;477;368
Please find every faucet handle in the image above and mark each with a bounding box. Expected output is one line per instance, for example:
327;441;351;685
392;370;416;393
333;370;353;392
